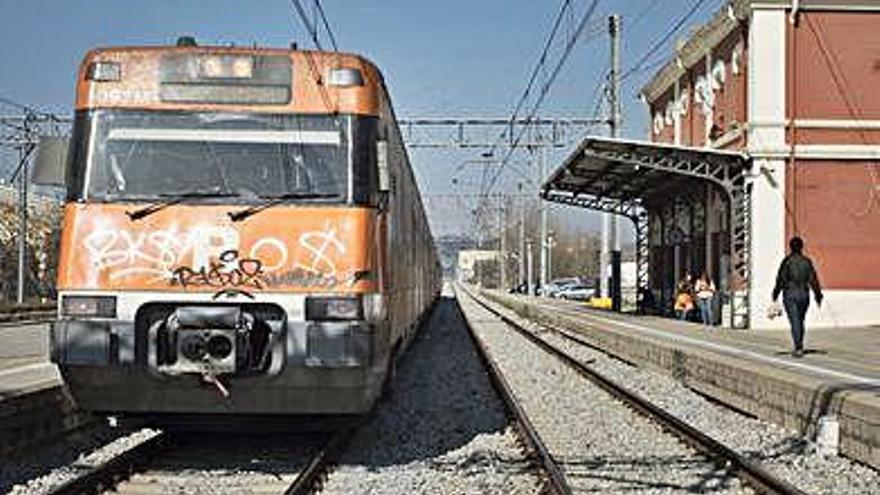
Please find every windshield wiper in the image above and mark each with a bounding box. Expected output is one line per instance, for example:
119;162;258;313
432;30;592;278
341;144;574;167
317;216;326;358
126;190;239;221
228;192;339;222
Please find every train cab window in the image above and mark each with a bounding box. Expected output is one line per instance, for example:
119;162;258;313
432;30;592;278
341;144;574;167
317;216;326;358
70;110;379;205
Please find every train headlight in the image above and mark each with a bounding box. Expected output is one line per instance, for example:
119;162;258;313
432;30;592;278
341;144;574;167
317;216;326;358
86;61;121;82
199;55;253;79
61;295;117;318
306;296;363;321
328;67;364;87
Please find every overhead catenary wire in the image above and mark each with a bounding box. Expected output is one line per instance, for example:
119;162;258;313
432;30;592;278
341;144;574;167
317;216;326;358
290;0;322;50
578;0;719;147
481;0;602;199
312;0;338;52
0;94;67;182
0;95;64;121
628;0;663;32
620;0;713;82
286;1;337;111
289;0;339;53
484;0;577;162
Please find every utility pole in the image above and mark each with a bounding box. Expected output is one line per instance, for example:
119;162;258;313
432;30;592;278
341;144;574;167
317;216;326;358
13;113;37;305
600;14;623;309
609;14;622;312
17;143;28;304
518;183;526;289
538;145;548;291
497;194;507;290
526;238;534;295
475;208;484;287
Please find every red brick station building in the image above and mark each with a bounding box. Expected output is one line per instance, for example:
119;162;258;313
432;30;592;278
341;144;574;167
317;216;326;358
542;0;880;329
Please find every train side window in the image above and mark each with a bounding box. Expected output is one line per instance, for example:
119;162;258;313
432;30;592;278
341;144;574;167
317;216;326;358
352;117;378;204
377;139;390;192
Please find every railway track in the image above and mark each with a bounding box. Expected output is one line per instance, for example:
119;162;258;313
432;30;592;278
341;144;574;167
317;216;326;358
459;285;807;495
45;427;355;495
454;292;573;495
0;304;55;325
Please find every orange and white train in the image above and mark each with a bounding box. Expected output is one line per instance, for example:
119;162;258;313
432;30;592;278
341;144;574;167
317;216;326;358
35;39;440;420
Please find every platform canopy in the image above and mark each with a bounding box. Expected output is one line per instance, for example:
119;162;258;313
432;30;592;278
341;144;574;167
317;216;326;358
541;136;750;212
540;136;753;328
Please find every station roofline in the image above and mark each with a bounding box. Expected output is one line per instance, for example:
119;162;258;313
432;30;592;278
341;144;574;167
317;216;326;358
541;136;750;211
641;0;880;104
640;0;749;104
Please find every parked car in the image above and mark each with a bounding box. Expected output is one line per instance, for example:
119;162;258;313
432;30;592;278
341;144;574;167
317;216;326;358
540;277;581;298
557;282;594;301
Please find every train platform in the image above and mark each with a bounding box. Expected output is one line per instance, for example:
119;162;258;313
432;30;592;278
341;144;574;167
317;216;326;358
0;322;60;399
477;288;880;470
0;322;79;454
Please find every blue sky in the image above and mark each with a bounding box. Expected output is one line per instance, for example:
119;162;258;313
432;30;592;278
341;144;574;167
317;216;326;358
0;0;723;234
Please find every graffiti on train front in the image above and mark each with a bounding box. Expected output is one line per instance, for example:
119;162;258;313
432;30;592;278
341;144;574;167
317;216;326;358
83;222;354;289
171;249;265;289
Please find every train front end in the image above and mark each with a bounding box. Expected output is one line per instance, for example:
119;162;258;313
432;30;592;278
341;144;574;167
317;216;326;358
45;45;394;417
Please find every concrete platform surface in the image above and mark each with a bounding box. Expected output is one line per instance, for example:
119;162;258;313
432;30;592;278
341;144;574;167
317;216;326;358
545;298;878;382
0;321;83;454
0;322;60;400
481;289;880;470
0;322;50;369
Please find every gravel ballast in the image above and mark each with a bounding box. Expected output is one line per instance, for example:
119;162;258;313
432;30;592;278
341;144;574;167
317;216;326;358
4;427;331;495
3;426;160;495
321;296;540;495
457;289;750;494
110;433;321;495
485;292;880;495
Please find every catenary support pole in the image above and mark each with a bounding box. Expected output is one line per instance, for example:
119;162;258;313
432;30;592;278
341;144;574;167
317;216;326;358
498;194;507;290
539;146;548;291
526;239;534;295
16;144;29;304
609;14;623;311
519;183;526;288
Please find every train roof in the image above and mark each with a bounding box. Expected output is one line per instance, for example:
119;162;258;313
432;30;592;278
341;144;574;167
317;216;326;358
76;44;386;115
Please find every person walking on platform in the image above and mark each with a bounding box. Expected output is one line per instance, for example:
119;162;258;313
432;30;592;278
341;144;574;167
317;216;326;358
695;270;716;327
772;236;823;358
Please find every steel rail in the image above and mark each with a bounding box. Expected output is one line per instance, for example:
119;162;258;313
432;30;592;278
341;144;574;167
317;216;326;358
283;427;355;495
461;286;808;495
0;302;55;323
46;432;170;495
0;311;55;326
45;427;354;495
453;287;573;495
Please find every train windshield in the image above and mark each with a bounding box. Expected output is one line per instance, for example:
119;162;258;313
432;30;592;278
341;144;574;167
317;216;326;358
71;110;377;204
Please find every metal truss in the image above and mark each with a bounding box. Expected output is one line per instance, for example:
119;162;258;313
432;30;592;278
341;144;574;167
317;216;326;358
633;208;650;313
1;112;70;183
0;114;70;148
730;176;751;329
0;105;69;304
398;118;603;149
542;189;650;312
579;144;745;193
543;137;752;328
543;189;641;218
